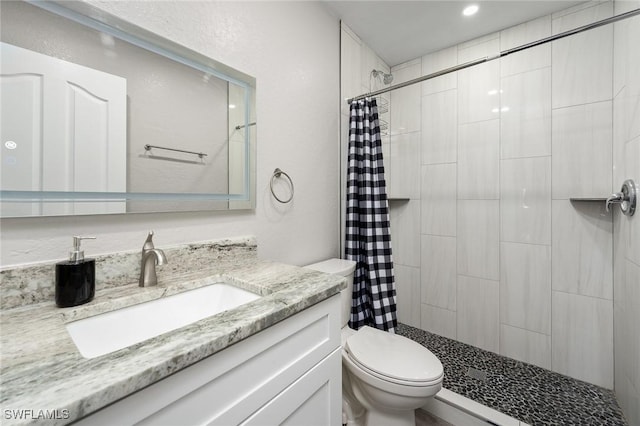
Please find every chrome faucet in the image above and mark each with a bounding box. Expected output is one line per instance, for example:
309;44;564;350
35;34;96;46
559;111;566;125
139;231;168;287
606;179;637;216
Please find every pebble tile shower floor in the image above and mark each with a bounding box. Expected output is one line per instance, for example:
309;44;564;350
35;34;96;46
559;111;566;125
397;323;628;426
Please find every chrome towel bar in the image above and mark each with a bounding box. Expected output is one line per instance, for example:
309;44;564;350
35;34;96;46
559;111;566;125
144;144;207;159
235;122;256;130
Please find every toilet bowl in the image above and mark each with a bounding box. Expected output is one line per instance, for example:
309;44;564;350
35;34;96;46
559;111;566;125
305;259;443;426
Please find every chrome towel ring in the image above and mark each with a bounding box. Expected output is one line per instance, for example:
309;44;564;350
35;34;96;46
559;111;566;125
270;168;294;204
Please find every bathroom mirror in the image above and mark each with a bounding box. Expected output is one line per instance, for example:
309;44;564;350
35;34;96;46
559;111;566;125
0;0;256;217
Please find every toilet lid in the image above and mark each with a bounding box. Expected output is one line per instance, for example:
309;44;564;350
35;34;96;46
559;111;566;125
345;326;443;384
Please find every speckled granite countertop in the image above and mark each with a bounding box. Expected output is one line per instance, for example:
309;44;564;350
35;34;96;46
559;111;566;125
0;237;345;425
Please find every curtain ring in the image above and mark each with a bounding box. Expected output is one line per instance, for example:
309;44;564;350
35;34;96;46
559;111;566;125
270;168;294;203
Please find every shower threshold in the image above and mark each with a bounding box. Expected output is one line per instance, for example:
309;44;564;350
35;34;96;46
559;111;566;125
419;388;526;426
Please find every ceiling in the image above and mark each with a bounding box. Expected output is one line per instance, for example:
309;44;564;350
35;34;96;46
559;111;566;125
322;1;586;66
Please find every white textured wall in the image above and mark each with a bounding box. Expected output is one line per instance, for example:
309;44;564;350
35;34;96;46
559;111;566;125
0;1;340;267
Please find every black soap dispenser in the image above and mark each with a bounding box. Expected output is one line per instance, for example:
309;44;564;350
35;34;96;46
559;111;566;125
55;236;96;308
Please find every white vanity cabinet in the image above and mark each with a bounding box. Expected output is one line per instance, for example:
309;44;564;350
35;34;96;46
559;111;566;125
76;294;342;426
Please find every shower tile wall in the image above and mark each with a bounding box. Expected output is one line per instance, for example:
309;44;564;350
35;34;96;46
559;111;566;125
613;1;640;424
388;1;618;390
340;1;639;419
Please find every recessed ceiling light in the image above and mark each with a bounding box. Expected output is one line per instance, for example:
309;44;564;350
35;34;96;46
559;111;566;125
463;5;479;16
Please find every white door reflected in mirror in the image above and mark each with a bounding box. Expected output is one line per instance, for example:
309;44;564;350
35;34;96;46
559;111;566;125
1;42;127;217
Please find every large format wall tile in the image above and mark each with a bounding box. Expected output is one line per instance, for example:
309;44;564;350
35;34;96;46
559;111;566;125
421;304;457;340
422;90;457;165
614;95;640;181
500;16;551;77
500;15;550;50
360;44;390;95
457;200;499;280
421;235;456;311
395;264;421;328
389;200;420;268
620;261;640;394
552;200;613;299
624;137;640;265
551;2;613;109
613;5;640;418
421;163;456;236
552;26;612;108
614;96;640;195
380;134;391;183
391;60;422;135
552;1;613;34
458;119;499;199
458;61;500;124
552;291;613;389
614;259;640;412
614;373;640;426
457;33;500;64
389;132;421;199
500;45;551;79
457;275;500;353
500;68;551;159
500;324;551;369
613;11;640;97
500;242;551;335
422;46;457;96
340;25;362;101
552;101;613;199
612;209;626;311
501;157;552;245
615;0;640;15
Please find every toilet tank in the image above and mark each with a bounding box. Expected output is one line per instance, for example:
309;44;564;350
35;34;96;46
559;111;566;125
304;258;356;328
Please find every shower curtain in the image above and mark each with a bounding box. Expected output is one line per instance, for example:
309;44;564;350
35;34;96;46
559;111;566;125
345;98;397;333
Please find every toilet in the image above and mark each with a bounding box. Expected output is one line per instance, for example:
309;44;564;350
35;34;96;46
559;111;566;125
305;259;443;426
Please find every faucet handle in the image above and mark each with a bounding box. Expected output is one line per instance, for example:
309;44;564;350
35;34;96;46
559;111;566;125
606;179;638;216
142;231;155;250
605;192;624;212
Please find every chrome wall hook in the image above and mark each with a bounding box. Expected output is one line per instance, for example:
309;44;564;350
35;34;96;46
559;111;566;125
606;179;637;216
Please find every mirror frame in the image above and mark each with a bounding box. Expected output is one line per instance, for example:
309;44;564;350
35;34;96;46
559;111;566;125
0;0;256;212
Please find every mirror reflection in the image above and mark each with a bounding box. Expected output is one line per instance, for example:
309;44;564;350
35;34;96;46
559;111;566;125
0;1;256;217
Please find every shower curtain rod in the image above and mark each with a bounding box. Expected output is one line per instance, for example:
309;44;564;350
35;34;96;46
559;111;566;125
347;7;640;104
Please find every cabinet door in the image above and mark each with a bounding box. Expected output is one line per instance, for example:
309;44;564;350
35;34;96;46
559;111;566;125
241;348;342;426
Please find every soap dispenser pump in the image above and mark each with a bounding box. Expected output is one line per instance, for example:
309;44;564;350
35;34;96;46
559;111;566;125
55;236;96;308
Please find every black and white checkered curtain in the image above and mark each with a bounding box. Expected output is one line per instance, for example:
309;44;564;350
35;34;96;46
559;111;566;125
345;98;397;333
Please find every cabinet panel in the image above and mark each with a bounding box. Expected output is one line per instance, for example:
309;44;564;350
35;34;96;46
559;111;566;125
241;349;342;426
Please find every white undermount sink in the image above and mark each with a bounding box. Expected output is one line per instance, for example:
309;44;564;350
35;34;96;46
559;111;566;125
66;283;261;359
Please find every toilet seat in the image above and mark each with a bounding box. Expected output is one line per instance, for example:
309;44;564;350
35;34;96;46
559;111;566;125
344;326;443;387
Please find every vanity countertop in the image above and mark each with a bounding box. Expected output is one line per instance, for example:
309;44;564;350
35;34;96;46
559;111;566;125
0;251;345;425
